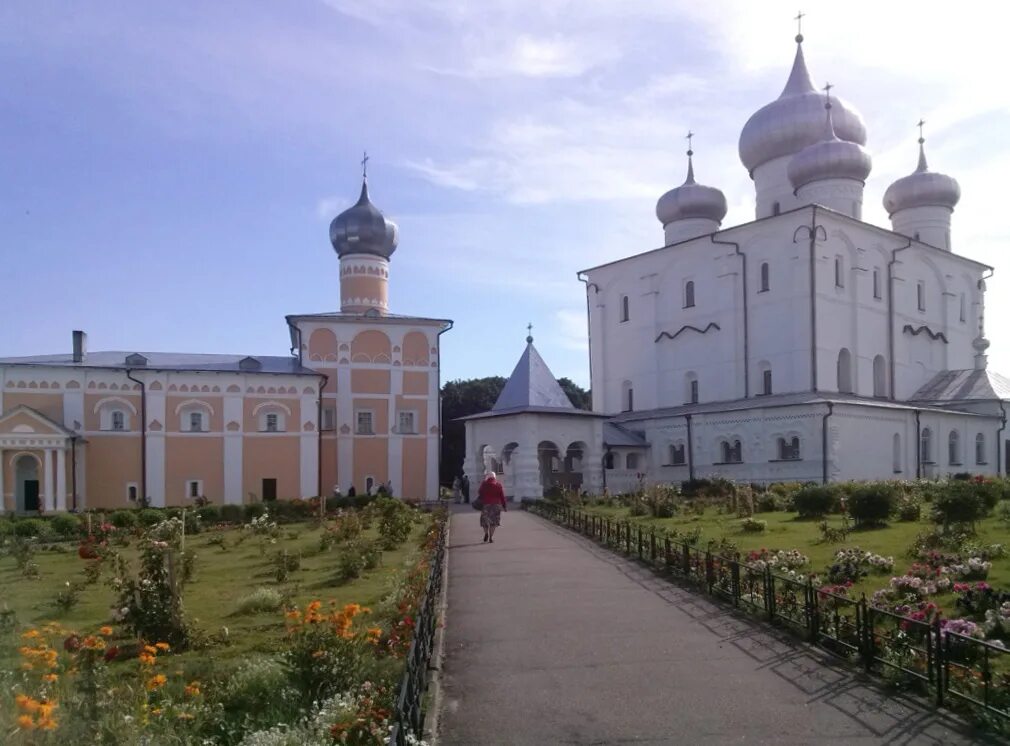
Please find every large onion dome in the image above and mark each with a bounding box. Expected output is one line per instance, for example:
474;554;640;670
787;95;872;191
329;179;399;259
739;35;867;176
656;150;728;226
882;138;960;216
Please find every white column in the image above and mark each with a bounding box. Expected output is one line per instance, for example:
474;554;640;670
56;447;67;511
43;448;54;512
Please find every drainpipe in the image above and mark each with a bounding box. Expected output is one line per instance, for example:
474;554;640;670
436;320;454;490
70;435;78;511
577;273;596;408
317;374;328;499
886;236;914;400
792;206;825;391
821;401;834;484
915;409;922;479
685;413;695;481
998;401;1007;475
601;447;610;492
710;234;748;398
125;370;147;504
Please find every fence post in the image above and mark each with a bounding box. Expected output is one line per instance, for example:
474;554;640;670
731;555;740;607
637;526;643;560
860;597;873;672
765;568;775;622
681;543;690;577
664;536;672;571
934;617;945;708
625;523;632;554
650;529;657;564
705;551;714;593
805;579;816;643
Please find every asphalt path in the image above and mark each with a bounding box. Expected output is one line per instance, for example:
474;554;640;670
438;506;998;745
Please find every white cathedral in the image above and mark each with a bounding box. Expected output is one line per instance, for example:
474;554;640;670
463;31;1010;499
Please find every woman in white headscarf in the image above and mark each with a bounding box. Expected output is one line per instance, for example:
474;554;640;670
477;471;507;543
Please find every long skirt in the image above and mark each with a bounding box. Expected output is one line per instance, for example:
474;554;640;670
480;504;502;529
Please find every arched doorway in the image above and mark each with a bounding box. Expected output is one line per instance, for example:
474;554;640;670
15;454;40;513
537;441;561;492
559;441;587;491
500;442;519;497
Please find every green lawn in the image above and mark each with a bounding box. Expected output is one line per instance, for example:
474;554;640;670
578;503;1010;606
0;519;425;674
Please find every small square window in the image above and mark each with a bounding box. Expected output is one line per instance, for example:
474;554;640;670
189;412;203;432
127;483;139;502
356;411;374;435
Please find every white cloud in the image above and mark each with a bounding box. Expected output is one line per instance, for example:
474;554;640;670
316;196;350;220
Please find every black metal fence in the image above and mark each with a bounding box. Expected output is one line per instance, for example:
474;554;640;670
388;511;448;745
533;502;1010;726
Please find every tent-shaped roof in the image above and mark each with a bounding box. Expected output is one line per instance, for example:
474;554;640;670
491;339;575;413
910;369;1010;402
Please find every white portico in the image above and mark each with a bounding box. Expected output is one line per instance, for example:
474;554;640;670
462;336;606;500
0;405;78;513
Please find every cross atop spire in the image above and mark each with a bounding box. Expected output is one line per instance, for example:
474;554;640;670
686;130;694;156
915;119;929;172
916;118;926;144
822;81;833;101
361;150;369;181
794;10;805;42
526;322;533;344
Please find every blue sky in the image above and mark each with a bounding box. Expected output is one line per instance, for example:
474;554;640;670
2;1;1008;389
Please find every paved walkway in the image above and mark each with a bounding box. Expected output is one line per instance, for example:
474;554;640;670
438;507;996;745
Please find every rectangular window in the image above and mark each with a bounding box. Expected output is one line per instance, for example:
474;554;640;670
321;406;335;431
834;256;844;288
689;380;699;404
872;268;881;300
762;370;772;396
670;445;685;466
126;483;139;502
398;411;415;434
265;413;278;432
960;293;966;323
917;281;926;312
187;480;202;499
262;478;277;501
189;412;203;432
112;411;125;431
355;411;374;435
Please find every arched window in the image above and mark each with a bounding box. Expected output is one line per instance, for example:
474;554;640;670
892;433;902;473
111;411;126;431
920;427;933;464
685;372;699;404
604;452;615;470
777;437;800;460
720;440;742;463
759;262;770;292
177;401;213;433
976;433;986;465
948;430;961;465
834;256;844;288
683;280;695;309
255;402;289;433
668;444;686;466
872;355;887;398
620;295;630;322
720;441;731;463
837;348;853;394
189;411;204;432
626;453;640;470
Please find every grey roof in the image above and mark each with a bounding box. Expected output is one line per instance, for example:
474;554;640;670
609;390;1000;424
492;340;575;413
910;369;1010;403
0;351;318;376
286;311;451;326
604;422;648;447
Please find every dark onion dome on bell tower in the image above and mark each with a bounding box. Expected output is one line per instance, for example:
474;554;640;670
738;32;867;176
329;176;399;259
787;86;872;191
656;142;728;227
883;130;961;216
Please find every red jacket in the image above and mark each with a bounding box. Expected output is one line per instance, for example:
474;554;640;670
478;477;506;506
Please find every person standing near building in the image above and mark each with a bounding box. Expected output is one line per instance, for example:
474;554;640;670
477;472;506;543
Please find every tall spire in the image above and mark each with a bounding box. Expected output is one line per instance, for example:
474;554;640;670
684;130;696;185
780;26;815;97
915;119;929;172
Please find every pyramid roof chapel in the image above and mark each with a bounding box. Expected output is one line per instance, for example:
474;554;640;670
491;333;575;413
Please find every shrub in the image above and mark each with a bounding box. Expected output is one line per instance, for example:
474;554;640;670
739;517;766;533
109;510;138;529
932;482;993;531
0;520;13;537
847;484;897;527
245;502;268;522
896;493;922;522
235;587;285;614
680;478;712;497
337;541;369;581
49;513;83;539
270;549;301;583
13;518;48;538
219;656;301;732
375;498;414;549
137;508;164;527
220;504;244;524
755;492;779;513
196;504;221;524
793;486;837;518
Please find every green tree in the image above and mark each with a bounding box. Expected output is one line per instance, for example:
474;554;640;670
557;377;591;410
440;377;506;486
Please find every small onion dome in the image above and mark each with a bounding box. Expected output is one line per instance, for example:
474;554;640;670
973;335;991;353
329;180;399;259
882;139;960;217
739;35;867;175
656;152;728;226
787;99;872;191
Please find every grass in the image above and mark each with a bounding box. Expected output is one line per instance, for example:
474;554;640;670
0;519;426;675
579;502;1010;605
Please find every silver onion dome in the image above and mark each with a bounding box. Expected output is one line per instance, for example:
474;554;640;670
329;180;399;259
739;35;867;175
656;151;728;226
787;96;872;190
882;139;960;216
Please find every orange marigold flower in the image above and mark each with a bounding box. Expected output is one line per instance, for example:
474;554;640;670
43;673;58;683
184;681;201;697
151;707;163;716
38;717;58;731
146;674;167;691
37;702;57;719
155;642;170;652
143;644;158;655
22;629;40;640
16;714;35;730
99;626;114;637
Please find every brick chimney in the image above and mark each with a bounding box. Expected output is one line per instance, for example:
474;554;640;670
72;330;87;363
